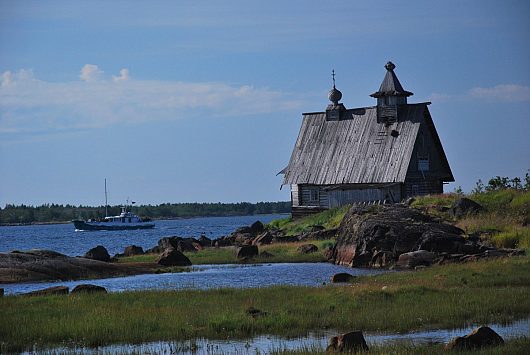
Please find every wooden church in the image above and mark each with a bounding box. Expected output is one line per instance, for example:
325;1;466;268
280;62;454;218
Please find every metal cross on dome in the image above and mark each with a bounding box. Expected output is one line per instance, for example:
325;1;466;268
332;69;336;88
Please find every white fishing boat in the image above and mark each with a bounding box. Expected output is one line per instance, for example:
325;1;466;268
72;180;154;231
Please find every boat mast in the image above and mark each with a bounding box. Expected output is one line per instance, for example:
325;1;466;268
104;178;108;217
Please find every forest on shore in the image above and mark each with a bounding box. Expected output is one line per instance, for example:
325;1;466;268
0;201;291;225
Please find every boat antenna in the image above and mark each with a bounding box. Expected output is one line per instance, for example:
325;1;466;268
104;178;108;218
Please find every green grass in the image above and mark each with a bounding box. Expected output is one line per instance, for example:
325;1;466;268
117;240;333;265
268;205;350;236
2;254;529;353
411;189;530;250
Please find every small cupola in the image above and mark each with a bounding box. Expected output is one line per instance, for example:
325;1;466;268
371;61;413;125
370;61;413;105
326;70;346;121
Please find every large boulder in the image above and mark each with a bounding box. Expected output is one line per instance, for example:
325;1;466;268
396;250;436;269
450;198;483;218
84;245;111;262
330;205;466;268
326;331;369;352
158;237;201;253
235;245;259;259
445;326;504;350
71;284;107;294
156;248;192;267
233;221;265;237
23;286;69;296
124;245;144;257
296;244;318;254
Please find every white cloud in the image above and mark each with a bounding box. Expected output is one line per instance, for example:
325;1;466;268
468;84;530;102
79;64;103;82
112;68;130;82
0;65;304;135
427;84;530;104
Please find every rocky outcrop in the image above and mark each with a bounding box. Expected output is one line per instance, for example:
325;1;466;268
326;331;369;352
124;245;144;257
252;231;275;246
445;326;504;350
23;286;69;297
0;250;151;283
450;198;483;218
71;284;107;294
158;237;202;253
296;244;318;254
84;245;111;262
156;248;192;267
330;204;522;269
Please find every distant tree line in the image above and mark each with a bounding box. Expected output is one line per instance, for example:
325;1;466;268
0;201;291;225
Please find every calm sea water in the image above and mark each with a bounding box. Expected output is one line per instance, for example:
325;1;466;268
2;262;385;295
0;214;286;256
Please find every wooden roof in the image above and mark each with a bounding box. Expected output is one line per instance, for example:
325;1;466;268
282;103;439;185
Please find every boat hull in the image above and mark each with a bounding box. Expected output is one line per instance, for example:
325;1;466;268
72;220;155;231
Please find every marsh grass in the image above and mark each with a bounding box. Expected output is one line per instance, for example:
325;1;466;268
2;254;529;353
117;239;333;265
412;189;530;249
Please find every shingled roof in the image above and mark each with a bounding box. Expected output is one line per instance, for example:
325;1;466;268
282;103;445;185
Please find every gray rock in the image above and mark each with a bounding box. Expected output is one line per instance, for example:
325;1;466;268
24;286;69;297
331;273;356;283
331;205;465;268
71;284;107;294
445;326;504;350
450;198;483;218
253;231;275;246
84;245;110;262
235;245;258;259
156;248;192;267
0;250;151;284
124;245;144;257
326;331;369;352
396;250;436;269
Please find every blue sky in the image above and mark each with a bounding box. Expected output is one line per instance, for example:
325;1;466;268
1;0;529;206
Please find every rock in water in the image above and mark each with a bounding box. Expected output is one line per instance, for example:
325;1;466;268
445;326;504;350
326;331;369;352
84;245;111;262
296;244;318;254
124;245;144;257
235;245;259;259
71;284;108;294
156;248;192;266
